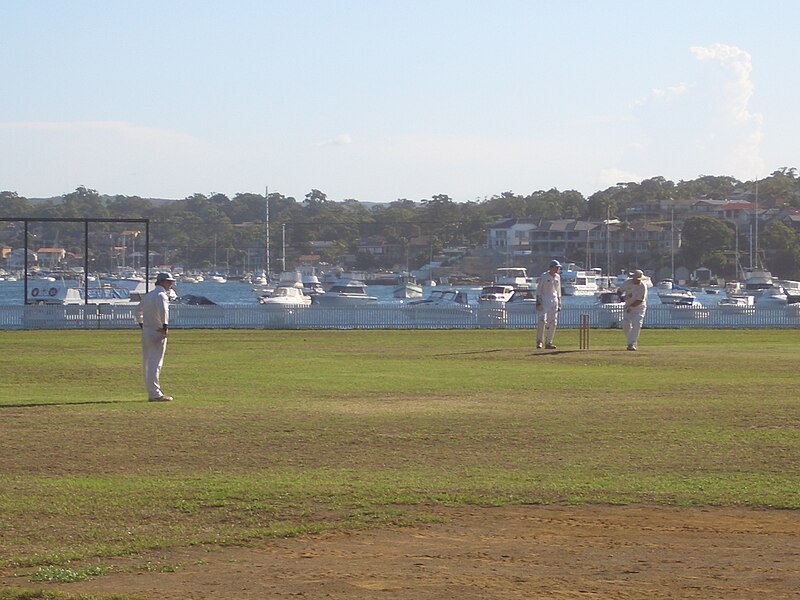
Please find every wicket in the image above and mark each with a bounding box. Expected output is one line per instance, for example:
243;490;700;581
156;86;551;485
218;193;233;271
579;313;590;350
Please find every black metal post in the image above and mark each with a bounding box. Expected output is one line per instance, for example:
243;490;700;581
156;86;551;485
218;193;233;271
84;220;90;304
23;220;29;305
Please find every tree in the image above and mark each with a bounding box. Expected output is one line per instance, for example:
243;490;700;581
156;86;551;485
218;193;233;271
754;169;800;208
761;221;800;278
0;191;31;217
679;216;734;271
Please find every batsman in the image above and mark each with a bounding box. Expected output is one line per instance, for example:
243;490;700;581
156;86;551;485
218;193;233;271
536;259;562;350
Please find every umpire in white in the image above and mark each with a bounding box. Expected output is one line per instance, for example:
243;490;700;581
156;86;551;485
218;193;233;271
536;259;562;349
134;272;176;401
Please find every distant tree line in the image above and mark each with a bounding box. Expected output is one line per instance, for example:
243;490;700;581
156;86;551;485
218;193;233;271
1;168;799;277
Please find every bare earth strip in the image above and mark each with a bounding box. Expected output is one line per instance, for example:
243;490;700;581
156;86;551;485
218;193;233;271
4;505;799;599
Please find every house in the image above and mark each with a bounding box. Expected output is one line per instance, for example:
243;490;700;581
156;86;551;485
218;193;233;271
486;218;672;270
487;218;538;254
6;248;37;269
36;247;66;269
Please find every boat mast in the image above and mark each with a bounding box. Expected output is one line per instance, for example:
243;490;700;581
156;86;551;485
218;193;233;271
264;186;270;277
754;179;759;267
670;207;675;280
281;222;286;272
605;204;611;277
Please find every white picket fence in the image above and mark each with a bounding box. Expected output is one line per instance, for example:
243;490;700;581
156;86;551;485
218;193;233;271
2;303;800;330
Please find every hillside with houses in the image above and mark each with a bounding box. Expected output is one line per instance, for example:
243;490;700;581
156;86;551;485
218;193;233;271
2;170;799;284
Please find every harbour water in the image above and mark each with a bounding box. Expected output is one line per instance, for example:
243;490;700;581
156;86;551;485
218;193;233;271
0;279;716;308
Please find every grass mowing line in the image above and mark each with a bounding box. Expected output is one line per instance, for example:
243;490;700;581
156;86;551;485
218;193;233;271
0;329;798;568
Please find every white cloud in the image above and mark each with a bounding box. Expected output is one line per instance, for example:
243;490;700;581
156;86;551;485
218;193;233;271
689;43;764;176
633;82;688;106
315;133;353;147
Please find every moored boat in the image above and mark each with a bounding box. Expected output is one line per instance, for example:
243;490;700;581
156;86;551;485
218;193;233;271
393;273;423;299
258;283;311;306
27;280;148;305
313;279;378;306
494;267;534;290
560;264;599;296
477;284;515;306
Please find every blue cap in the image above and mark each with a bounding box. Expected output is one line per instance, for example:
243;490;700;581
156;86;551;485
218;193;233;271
549;260;561;269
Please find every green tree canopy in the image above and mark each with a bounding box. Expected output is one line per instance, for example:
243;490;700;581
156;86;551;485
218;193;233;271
679;216;734;272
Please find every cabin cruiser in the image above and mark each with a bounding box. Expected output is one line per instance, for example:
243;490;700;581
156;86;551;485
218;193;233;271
494;267;534;290
503;289;538;313
312;279;377;306
755;286;788;308
657;278;674;290
717;295;755;313
393;273;423;299
657;286;697;305
299;267;325;297
180;273;205;284
559;264;599;296
741;267;774;294
27;280;148;305
405;289;472;321
477;284;515;306
259;283;312;306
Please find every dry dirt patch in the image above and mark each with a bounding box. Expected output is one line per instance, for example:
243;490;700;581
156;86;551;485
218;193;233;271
3;504;799;599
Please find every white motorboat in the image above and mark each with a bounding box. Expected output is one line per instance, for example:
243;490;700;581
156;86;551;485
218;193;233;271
393;273;423;299
494;267;534;290
180;273;204;284
657;278;674;290
657;287;697;305
776;279;800;294
742;267;774;295
560;264;599;296
405;289;472;321
299;267;325;297
27;280;148;305
312;279;377;306
503;288;538;313
669;299;709;319
258;283;311;306
208;273;227;283
717;295;755;313
755;286;788;308
477;284;515;306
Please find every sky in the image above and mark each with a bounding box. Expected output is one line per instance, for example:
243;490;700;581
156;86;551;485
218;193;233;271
2;0;798;203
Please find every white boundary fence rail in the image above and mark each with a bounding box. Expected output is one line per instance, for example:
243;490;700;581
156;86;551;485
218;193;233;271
2;303;800;330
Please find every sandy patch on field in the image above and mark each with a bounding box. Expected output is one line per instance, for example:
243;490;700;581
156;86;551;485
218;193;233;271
3;504;799;599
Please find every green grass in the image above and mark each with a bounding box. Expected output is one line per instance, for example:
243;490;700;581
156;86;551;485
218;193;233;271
1;329;798;572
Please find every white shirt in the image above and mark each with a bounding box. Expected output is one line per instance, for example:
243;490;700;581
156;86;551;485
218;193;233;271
134;285;170;329
618;279;647;308
537;271;562;307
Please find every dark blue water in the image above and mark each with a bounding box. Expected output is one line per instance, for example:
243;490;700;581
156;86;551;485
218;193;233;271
0;280;715;307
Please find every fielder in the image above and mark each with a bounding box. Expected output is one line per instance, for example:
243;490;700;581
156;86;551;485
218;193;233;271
536;259;562;349
617;269;648;351
134;272;176;401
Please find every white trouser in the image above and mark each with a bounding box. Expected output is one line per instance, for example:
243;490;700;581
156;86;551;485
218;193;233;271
141;328;168;399
622;306;646;346
536;302;559;345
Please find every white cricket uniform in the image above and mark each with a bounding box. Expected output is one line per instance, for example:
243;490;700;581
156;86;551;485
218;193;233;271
536;270;561;345
618;279;647;347
134;285;171;400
